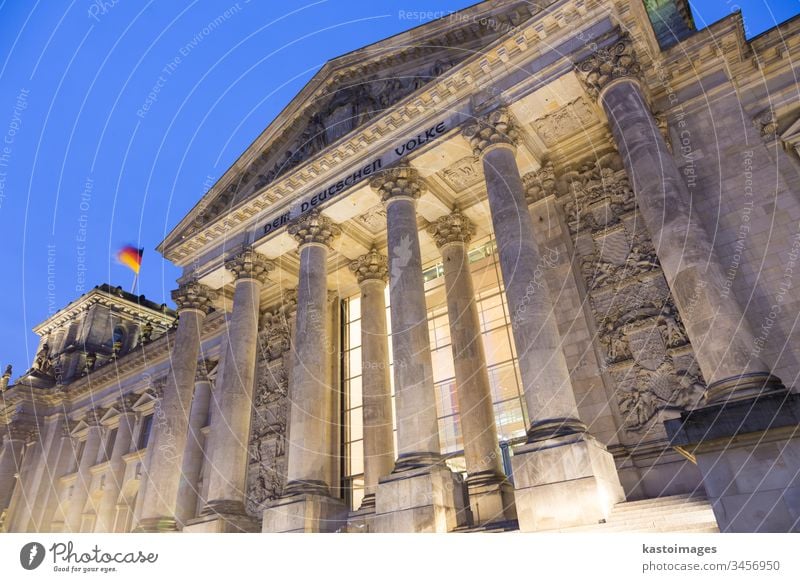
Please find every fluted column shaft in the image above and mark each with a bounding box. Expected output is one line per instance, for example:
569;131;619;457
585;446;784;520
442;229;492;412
0;430;27;512
284;212;340;495
372;168;441;467
95;406;135;532
138;281;216;531
203;250;272;515
65;418;103;532
601;80;781;401
428;211;504;479
349;249;394;509
175;362;214;525
464;110;584;442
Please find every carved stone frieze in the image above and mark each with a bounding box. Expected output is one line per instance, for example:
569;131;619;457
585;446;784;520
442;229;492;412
531;97;596;146
438;156;484;191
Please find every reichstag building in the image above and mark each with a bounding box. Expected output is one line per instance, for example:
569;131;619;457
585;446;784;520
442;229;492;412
2;0;799;533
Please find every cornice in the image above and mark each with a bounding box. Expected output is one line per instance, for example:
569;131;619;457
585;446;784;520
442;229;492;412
159;0;612;267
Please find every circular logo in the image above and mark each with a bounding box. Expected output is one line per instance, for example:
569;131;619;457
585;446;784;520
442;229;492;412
20;542;46;570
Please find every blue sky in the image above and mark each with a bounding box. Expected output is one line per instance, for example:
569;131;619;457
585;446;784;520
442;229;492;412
0;0;797;377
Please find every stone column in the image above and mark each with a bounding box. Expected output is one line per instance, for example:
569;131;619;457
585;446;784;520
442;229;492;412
64;410;104;533
194;249;272;533
576;36;783;403
577;36;799;533
94;396;136;532
263;212;348;533
348;248;394;514
368;167;465;533
0;423;29;516
136;281;217;532
175;359;216;526
463;109;623;531
427;209;516;526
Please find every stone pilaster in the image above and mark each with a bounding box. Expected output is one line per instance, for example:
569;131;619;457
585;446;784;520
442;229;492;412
348;248;394;516
191;250;272;533
64;410;104;533
368;167;465;533
578;36;798;532
136;281;217;532
463;109;623;531
577;35;783;403
427;209;516;526
175;359;216;526
94;396;137;532
263;212;348;533
0;422;32;516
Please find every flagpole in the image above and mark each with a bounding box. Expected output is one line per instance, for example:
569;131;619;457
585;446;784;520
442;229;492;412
131;272;139;294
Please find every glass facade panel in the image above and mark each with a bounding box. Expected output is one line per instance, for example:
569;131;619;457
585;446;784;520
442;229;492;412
341;236;527;509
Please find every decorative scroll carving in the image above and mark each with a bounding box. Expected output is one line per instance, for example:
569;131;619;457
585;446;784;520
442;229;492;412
462;107;520;157
426;207;475;248
288;211;341;248
370;165;426;202
754;108;778;141
575;35;642;100
225;249;274;283
349;248;389;285
172;281;218;313
531;97;595;146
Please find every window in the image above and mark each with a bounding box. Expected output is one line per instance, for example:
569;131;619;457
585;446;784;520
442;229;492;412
341;236;528;509
103;428;118;462
137;415;153;450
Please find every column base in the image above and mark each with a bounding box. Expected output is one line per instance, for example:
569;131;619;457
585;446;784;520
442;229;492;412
511;433;625;531
465;472;517;526
373;463;468;532
182;500;259;532
133;516;180;533
262;493;348;533
665;389;800;532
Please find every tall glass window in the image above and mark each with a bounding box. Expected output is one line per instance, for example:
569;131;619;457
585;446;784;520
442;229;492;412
341;236;529;509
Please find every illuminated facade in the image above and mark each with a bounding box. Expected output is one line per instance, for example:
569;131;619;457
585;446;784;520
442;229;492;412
3;0;800;533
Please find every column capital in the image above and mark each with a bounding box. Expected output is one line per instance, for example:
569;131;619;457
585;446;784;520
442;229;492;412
172;281;218;314
288;211;341;249
349;248;389;285
225;248;274;283
427;208;475;249
370;165;426;204
115;393;139;414
195;358;218;383
462;107;520;158
575;35;643;102
522;160;557;205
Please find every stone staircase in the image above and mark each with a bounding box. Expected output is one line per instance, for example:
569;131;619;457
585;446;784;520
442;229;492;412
544;493;720;533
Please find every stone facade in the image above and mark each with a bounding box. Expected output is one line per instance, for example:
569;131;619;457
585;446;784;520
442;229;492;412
3;0;800;533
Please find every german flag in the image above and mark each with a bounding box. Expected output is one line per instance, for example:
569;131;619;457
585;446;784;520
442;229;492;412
117;246;144;274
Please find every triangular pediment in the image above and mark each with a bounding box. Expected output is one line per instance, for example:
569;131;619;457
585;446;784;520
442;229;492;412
159;0;544;256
